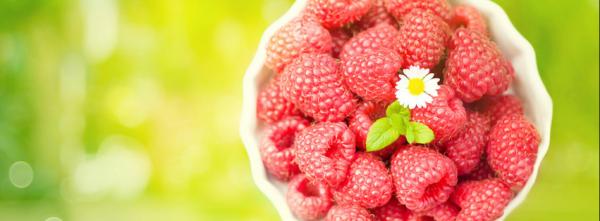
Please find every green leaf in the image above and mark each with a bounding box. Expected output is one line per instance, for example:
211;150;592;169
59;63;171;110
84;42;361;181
386;101;411;120
405;122;415;144
409;122;435;144
366;118;401;152
388;114;408;134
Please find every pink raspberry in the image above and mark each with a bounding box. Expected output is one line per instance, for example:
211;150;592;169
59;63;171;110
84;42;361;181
256;76;301;124
307;0;372;29
340;23;400;61
287;174;333;220
294;122;356;187
348;101;404;159
463;159;496;181
411;85;467;144
443;111;489;175
333;153;393;208
476;94;524;125
443;28;515;103
398;9;450;69
451;179;514;221
384;0;452;21
325;205;375;221
415;202;459;221
390;146;458;212
356;0;398;31
330;28;354;58
450;5;488;36
371;197;415;221
259;117;309;181
342;48;403;102
487;114;540;190
266;16;332;73
280;53;357;122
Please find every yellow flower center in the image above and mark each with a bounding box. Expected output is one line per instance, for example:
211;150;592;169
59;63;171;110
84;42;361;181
408;78;425;95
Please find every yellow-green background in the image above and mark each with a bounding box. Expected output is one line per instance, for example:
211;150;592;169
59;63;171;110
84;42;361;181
0;0;598;220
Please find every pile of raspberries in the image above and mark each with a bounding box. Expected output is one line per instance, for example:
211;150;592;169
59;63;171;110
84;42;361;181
256;0;540;220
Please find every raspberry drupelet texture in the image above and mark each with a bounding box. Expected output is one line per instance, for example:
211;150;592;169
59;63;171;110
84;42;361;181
463;158;496;181
451;179;514;221
333;153;393;208
443;28;514;103
330;28;354;58
342;48;403;102
257;76;301;124
287;174;333;220
384;0;452;21
348;101;404;159
371;197;415;221
356;0;398;31
450;5;488;36
266;16;332;73
487;114;540;190
294;122;356;187
416;202;460;221
307;0;372;29
280;53;357;122
443;111;490;175
476;94;524;125
325;205;375;221
339;23;400;61
411;85;467;144
398;9;450;69
259;117;309;181
390;146;458;212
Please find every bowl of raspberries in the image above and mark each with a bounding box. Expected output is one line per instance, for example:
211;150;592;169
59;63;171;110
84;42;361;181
240;0;553;220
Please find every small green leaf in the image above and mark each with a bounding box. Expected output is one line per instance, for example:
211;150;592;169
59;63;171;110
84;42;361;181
405;122;415;144
386;101;410;119
409;122;435;144
366;118;401;152
389;114;409;134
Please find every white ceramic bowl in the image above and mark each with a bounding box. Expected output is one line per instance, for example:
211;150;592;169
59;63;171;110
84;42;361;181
240;0;553;220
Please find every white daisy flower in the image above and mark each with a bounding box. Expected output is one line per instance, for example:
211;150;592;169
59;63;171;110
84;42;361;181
395;66;441;109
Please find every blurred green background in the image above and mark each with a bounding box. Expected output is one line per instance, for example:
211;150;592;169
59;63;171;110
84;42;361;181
0;0;597;220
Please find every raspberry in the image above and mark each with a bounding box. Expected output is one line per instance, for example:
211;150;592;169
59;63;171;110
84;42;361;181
331;28;354;58
371;197;414;221
487;114;540;190
442;111;489;175
398;9;450;69
342;48;403;102
307;0;372;29
390;146;458;212
287;174;333;220
411;85;467;144
259;117;309;181
348;101;404;159
280;53;357;122
476;95;524;125
451;179;513;221
266;16;332;73
256;76;301;124
384;0;452;21
356;0;398;31
443;28;515;103
340;23;400;61
294;122;356;187
450;5;488;36
333;153;393;208
463;159;496;181
325;205;375;221
416;202;459;221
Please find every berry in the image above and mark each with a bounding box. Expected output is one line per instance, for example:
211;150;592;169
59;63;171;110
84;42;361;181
356;0;398;31
294;122;356;187
331;28;354;58
476;95;524;125
287;174;333;220
340;23;400;61
326;205;375;221
384;0;452;21
443;111;489;175
451;179;513;221
411;85;467;144
450;5;488;36
443;28;514;103
307;0;372;29
280;53;357;122
371;197;415;221
266;16;332;73
257;76;301;123
416;202;459;221
390;146;458;212
342;48;403;102
487;114;540;190
398;9;450;69
333;153;393;208
463;159;496;181
260;117;309;181
348;101;404;159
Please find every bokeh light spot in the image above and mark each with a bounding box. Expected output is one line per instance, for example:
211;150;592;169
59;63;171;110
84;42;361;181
8;161;34;188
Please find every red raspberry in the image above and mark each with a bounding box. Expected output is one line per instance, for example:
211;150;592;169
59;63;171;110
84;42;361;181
442;111;489;175
287;174;333;220
463;159;496;181
348;101;405;159
340;23;400;61
280;53;357;122
326;205;375;221
307;0;372;29
371;197;415;221
331;28;354;58
415;202;459;221
356;0;398;31
259;117;309;181
333;153;393;208
294;122;356;187
256;76;301;124
266;16;332;73
450;5;488;36
451;179;514;221
487;114;540;190
390;146;458;212
384;0;452;21
476;95;524;125
443;28;515;103
342;48;403;102
411;85;467;144
398;9;450;69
